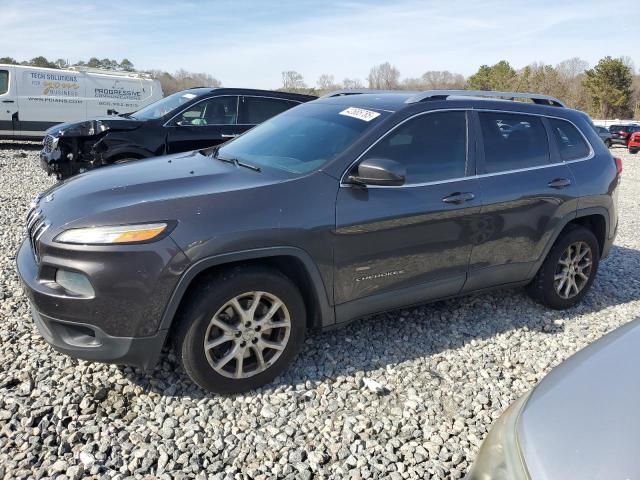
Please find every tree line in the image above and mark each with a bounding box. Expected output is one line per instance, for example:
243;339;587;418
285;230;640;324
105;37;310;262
282;56;639;119
0;56;220;98
1;55;638;119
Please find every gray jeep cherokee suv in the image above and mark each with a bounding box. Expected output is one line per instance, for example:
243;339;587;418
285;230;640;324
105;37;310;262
17;90;620;394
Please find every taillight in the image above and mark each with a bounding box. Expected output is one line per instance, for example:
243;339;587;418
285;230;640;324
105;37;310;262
614;156;623;176
620;131;629;138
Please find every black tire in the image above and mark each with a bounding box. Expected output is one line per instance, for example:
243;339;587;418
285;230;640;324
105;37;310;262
605;139;612;148
174;265;306;394
630;149;639;155
526;226;600;309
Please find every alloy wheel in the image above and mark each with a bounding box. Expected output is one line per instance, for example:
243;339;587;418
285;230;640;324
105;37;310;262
554;241;593;299
203;291;291;379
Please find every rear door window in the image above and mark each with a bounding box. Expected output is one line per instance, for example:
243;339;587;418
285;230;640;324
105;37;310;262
0;70;8;95
478;112;550;174
548;118;591;161
360;110;468;184
240;96;299;124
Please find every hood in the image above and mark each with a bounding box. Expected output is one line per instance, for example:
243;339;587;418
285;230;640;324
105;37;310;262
37;150;290;229
46;116;144;138
517;318;640;479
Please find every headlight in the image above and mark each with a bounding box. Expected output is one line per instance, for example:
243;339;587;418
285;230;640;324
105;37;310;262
55;223;168;245
466;393;531;480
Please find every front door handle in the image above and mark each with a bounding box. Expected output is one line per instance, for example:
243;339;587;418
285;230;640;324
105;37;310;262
548;178;571;189
442;192;475;204
2;100;14;103
221;133;239;139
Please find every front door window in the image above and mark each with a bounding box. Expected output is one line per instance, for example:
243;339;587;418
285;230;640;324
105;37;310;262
174;96;238;126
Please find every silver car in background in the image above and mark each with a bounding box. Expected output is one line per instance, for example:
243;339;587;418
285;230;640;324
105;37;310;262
596;125;613;148
468;318;640;479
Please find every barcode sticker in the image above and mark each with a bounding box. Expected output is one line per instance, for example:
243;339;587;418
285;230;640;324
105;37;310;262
339;107;381;122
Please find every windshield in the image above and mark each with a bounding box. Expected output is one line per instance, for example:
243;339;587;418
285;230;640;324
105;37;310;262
216;103;388;174
130;90;202;120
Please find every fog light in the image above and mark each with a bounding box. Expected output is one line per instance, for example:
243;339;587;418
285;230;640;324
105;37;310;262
55;269;95;297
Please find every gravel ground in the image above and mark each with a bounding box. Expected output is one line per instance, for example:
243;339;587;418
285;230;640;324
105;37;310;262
1;142;639;480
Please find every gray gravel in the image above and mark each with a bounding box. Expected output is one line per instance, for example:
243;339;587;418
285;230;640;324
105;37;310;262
1;142;639;479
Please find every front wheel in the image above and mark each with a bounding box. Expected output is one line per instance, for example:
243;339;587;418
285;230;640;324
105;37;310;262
175;266;306;394
526;226;600;309
630;149;639;155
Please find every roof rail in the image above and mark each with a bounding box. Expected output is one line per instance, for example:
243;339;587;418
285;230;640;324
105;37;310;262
67;66;151;79
321;89;408;98
405;90;566;108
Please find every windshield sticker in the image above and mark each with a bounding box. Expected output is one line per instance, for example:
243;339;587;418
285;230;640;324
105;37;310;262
182;93;197;99
339;107;381;122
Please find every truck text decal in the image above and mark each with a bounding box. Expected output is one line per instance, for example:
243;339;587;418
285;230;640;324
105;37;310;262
94;88;142;100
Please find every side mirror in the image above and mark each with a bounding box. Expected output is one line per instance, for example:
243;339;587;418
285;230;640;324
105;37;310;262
347;158;406;186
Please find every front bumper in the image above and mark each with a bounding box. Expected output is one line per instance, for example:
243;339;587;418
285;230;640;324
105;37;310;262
39;151;57;175
30;304;166;369
40;134;62;175
16;235;189;368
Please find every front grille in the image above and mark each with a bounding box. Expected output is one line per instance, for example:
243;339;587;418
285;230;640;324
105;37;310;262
42;135;55;154
26;206;49;263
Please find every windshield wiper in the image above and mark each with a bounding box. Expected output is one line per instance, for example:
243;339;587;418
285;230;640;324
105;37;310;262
209;147;261;172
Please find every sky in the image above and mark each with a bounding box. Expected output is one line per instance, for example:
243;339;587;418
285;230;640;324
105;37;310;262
1;0;638;89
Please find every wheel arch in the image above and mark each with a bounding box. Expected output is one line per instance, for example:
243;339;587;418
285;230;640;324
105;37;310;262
102;146;154;163
159;247;335;338
528;207;610;278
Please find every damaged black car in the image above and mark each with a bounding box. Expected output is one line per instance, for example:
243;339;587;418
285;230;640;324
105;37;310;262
40;87;316;179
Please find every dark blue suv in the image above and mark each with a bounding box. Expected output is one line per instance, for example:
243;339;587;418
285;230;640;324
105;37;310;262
18;90;620;393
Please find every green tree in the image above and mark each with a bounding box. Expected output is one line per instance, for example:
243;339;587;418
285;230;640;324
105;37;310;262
99;58;118;70
583;56;633;118
515;63;564;98
120;58;134;72
0;57;18;65
54;58;68;69
29;56;58;68
467;60;516;91
87;57;101;68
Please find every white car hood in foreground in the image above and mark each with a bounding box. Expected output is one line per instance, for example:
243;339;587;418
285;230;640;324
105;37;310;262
518;318;640;479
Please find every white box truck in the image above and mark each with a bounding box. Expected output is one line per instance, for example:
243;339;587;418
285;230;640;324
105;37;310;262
0;65;162;139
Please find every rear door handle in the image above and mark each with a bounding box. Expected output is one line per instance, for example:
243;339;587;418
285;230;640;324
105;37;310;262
442;192;475;204
548;178;571;189
221;133;239;138
2;100;14;103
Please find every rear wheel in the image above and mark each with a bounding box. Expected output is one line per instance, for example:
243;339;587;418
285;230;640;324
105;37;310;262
526;226;600;309
630;149;638;155
175;266;306;394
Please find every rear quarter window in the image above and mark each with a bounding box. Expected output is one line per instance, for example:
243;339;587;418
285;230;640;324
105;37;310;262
478;112;550;174
548;118;591;161
241;97;298;124
0;70;8;95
